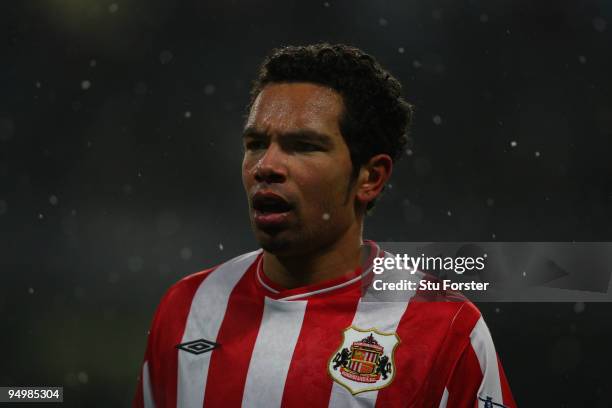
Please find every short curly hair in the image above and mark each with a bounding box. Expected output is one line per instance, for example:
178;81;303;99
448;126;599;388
250;43;413;210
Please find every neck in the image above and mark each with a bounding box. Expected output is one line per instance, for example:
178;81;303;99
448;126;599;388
262;222;365;289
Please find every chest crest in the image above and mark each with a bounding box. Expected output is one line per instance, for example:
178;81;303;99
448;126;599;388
328;326;400;395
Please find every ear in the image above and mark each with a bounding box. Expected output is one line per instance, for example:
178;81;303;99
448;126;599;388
355;154;393;207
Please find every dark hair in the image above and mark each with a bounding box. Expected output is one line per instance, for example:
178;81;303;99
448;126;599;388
250;43;413;210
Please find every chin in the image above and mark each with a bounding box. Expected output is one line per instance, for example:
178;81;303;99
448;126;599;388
257;233;293;254
254;229;302;256
260;240;293;255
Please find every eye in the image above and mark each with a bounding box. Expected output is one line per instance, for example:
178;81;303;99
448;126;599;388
294;141;322;152
245;140;267;151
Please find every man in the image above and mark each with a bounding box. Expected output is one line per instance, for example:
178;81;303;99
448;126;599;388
133;44;516;408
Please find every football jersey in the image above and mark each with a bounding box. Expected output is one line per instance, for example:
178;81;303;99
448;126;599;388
133;241;516;408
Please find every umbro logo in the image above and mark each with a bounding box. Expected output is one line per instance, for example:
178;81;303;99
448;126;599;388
176;339;220;355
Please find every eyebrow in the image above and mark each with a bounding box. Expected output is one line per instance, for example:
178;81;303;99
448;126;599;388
242;127;333;147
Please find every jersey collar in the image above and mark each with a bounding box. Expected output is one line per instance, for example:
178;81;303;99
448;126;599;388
255;240;382;301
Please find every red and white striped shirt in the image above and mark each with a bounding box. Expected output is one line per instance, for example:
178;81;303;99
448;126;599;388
134;242;516;408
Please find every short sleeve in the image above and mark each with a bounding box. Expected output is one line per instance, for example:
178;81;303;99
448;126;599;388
438;317;517;408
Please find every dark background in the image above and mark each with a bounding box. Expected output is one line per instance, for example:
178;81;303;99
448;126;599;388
1;0;611;406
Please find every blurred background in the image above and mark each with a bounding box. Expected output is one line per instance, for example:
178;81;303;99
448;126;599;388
1;0;611;406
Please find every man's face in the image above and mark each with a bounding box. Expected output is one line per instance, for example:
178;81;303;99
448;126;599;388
242;82;358;256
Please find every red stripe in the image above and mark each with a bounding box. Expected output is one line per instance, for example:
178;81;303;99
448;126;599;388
204;262;264;407
133;322;155;407
445;343;483;408
498;356;517;408
280;290;360;407
132;365;144;407
146;269;214;407
423;302;481;407
375;298;480;407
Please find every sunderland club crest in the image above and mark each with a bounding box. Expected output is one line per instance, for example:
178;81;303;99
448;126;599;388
328;326;400;395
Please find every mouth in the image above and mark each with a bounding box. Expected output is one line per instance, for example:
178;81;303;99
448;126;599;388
251;192;294;229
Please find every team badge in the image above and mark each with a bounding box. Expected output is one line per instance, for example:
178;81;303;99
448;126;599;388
328;326;400;395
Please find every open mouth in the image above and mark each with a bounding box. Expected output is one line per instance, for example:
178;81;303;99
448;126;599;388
251;193;294;228
252;193;293;214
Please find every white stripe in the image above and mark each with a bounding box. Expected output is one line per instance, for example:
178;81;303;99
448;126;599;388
470;317;504;406
177;250;259;408
256;257;280;293
242;297;307;407
438;387;449;408
142;361;155;408
329;299;413;407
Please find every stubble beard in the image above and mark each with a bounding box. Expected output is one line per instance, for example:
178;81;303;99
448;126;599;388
254;209;351;259
251;175;357;257
253;219;311;256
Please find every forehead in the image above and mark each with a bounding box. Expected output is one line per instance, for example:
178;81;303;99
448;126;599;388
246;82;344;135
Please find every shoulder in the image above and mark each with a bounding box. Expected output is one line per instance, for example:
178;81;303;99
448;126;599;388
161;268;215;305
367;253;484;337
407;273;484;338
155;249;262;318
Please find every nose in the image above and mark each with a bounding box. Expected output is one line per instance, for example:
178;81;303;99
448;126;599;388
254;143;287;184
